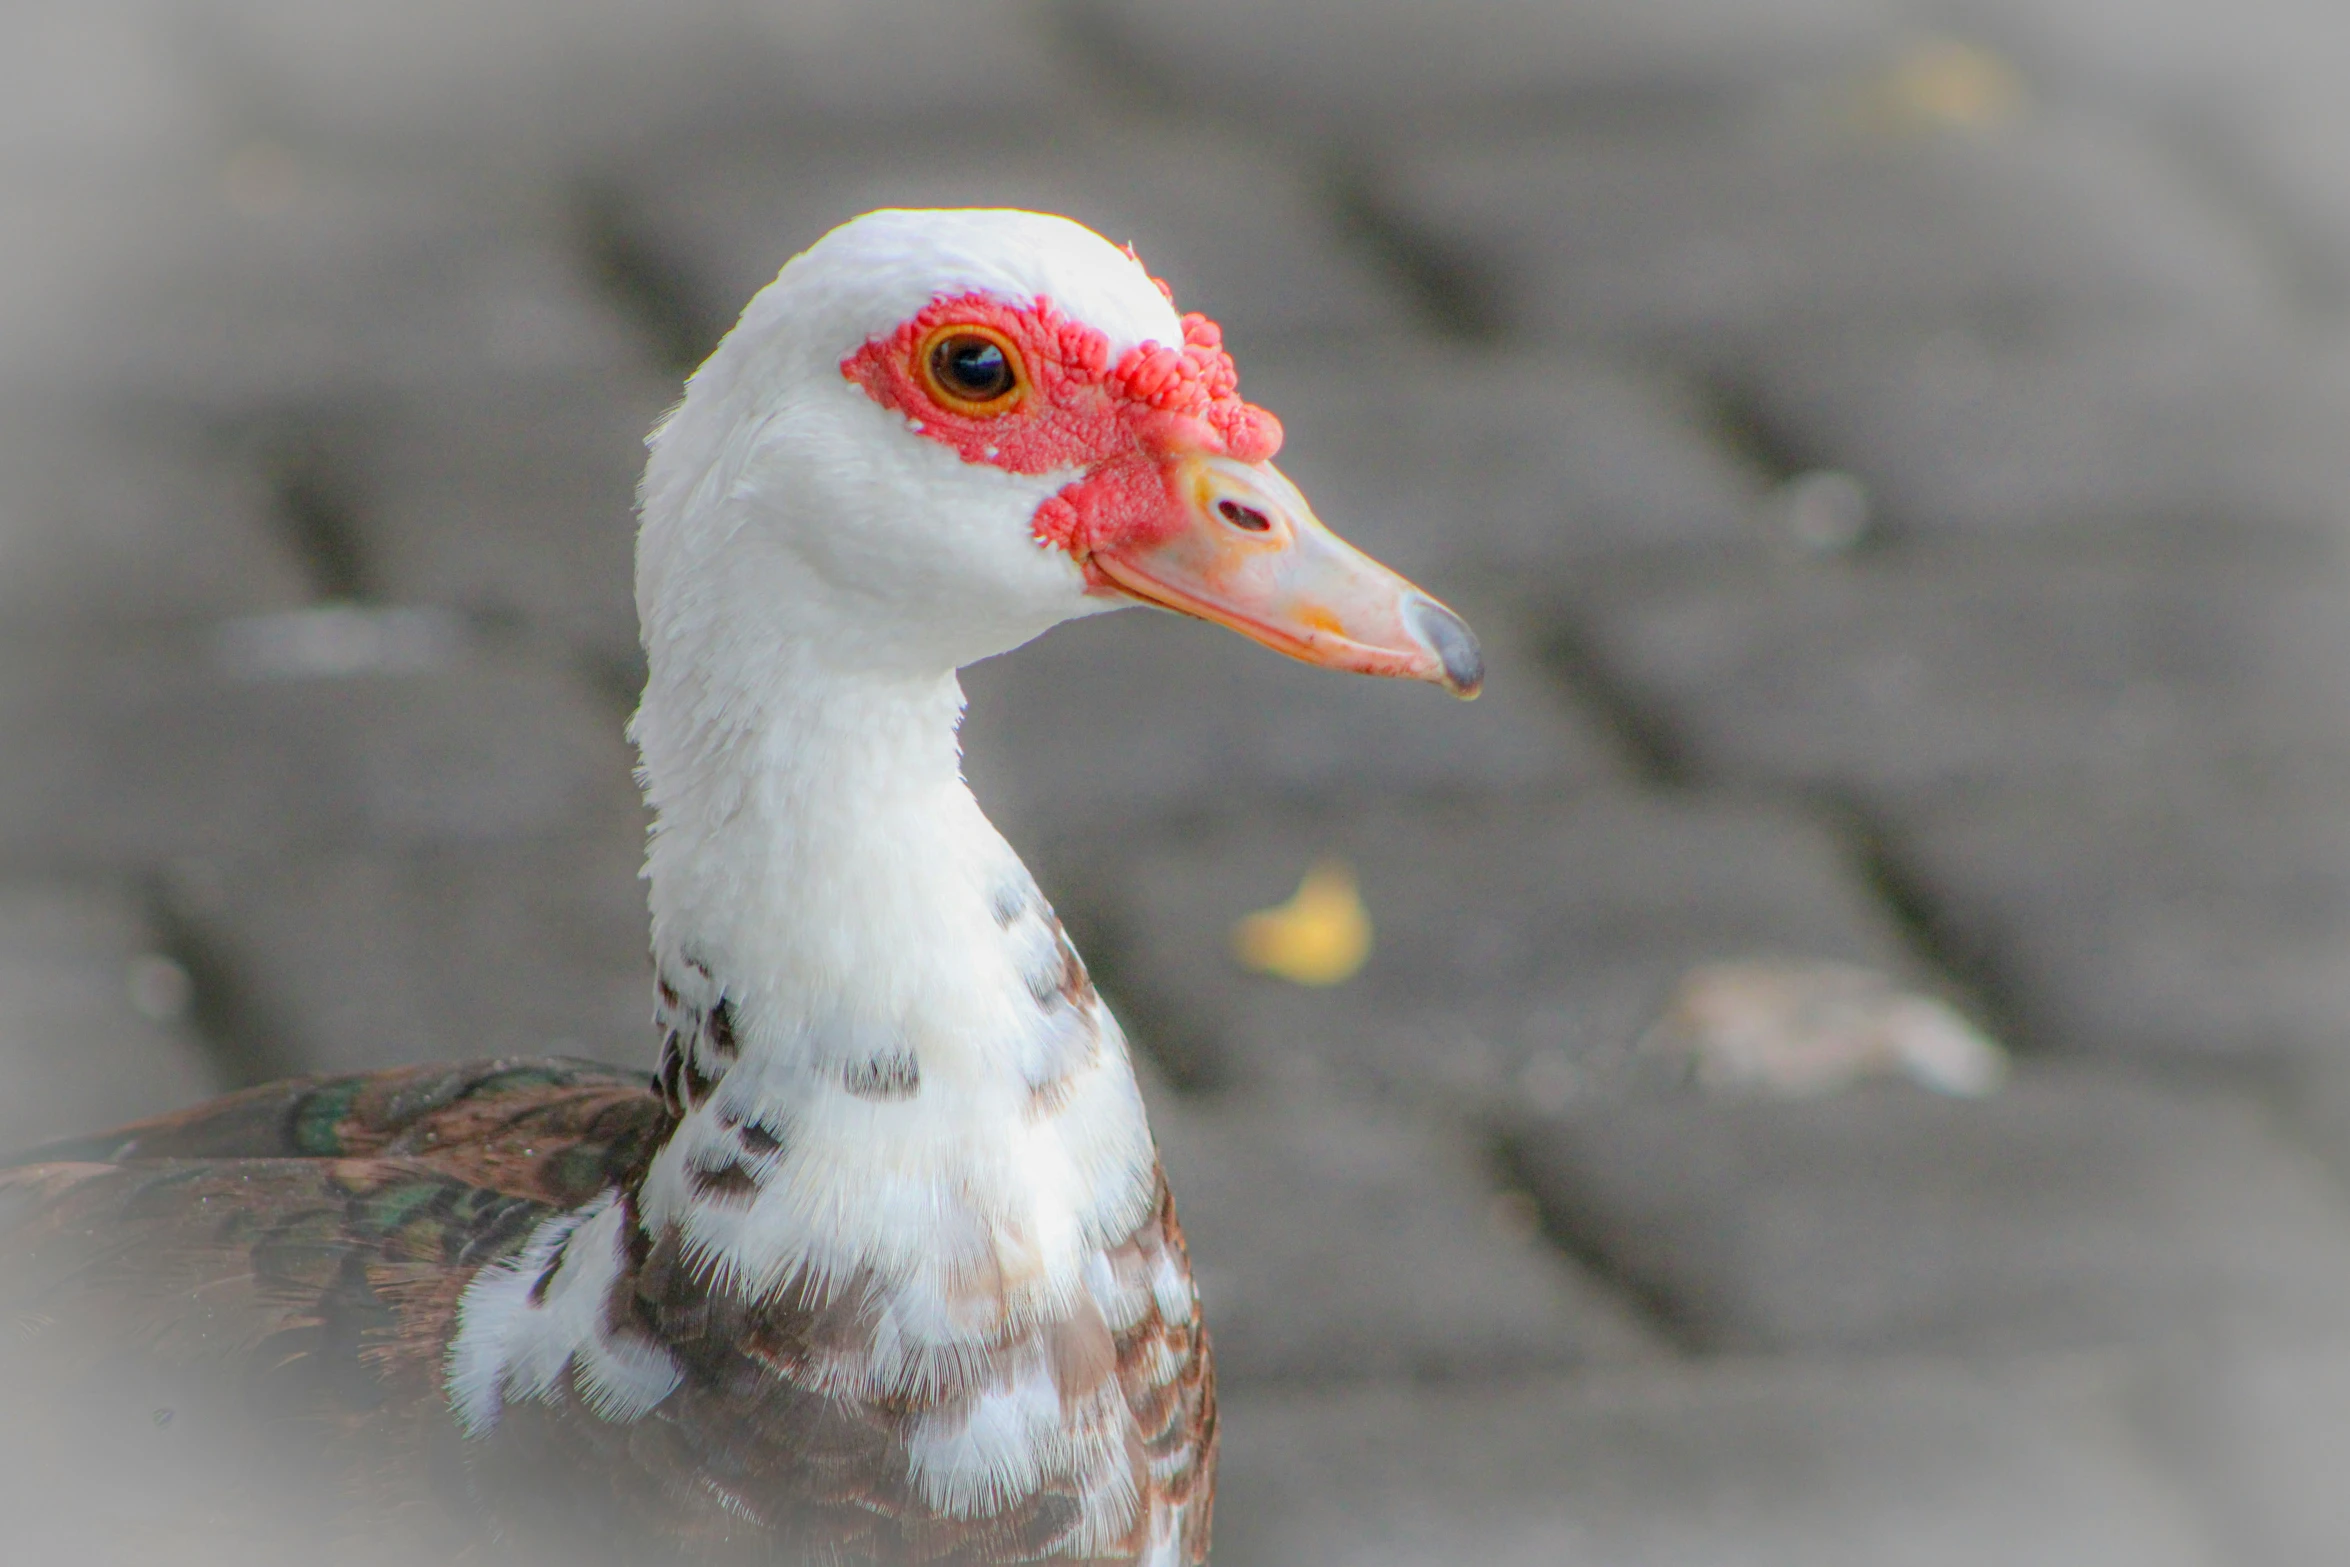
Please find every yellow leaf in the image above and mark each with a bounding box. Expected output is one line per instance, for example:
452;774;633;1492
1231;858;1372;987
1862;38;2027;133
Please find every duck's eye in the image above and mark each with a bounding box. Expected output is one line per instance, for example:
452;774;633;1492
922;329;1024;414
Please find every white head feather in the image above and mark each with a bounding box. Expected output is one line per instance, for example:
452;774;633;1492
635;207;1185;685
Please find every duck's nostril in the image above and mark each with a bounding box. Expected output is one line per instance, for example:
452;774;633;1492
1217;500;1272;532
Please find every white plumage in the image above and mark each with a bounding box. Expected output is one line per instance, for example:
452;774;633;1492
4;205;1478;1565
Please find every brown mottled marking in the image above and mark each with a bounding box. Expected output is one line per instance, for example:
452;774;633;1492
657;1034;687;1115
843;1050;920;1101
1020;926;1103;1122
686;1157;761;1204
1026;919;1097;1012
681;1050;717;1108
619;1187;654;1277
1045;1296;1116;1416
706;999;739;1060
737;1119;784;1157
1026;1072;1080;1121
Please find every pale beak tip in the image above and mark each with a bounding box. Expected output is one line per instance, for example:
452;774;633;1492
1406;595;1484;699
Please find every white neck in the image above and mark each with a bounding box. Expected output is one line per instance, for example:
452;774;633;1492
639;635;999;1031
627;607;1159;1328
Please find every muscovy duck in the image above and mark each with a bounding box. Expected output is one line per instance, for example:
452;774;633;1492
0;207;1479;1565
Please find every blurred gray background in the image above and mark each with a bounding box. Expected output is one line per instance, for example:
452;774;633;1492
11;1;2350;1561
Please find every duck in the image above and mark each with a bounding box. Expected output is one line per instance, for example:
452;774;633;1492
0;208;1481;1565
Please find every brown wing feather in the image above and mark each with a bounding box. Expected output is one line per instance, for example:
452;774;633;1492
0;1061;673;1562
0;1158;539;1560
0;1065;1214;1564
7;1056;668;1204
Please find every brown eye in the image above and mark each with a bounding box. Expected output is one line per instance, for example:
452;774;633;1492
921;327;1025;414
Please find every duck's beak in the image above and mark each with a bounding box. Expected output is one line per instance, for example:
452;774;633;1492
1085;454;1483;698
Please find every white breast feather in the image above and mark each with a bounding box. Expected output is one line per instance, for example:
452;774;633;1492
447;1194;683;1436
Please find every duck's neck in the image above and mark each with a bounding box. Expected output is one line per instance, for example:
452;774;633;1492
627;640;1158;1312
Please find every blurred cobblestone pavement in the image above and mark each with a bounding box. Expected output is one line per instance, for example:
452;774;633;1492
13;1;2350;1561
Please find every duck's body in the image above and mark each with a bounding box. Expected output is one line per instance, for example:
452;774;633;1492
0;210;1475;1563
5;1055;1207;1563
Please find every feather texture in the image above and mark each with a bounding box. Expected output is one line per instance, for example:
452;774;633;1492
0;1059;1213;1563
0;210;1312;1563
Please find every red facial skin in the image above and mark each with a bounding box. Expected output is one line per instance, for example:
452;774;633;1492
840;290;1283;586
840;281;1484;699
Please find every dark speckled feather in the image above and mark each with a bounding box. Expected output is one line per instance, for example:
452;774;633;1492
0;1059;1214;1565
12;1056;670;1200
0;1061;675;1561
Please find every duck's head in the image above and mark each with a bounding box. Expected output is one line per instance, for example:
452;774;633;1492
637;207;1479;696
